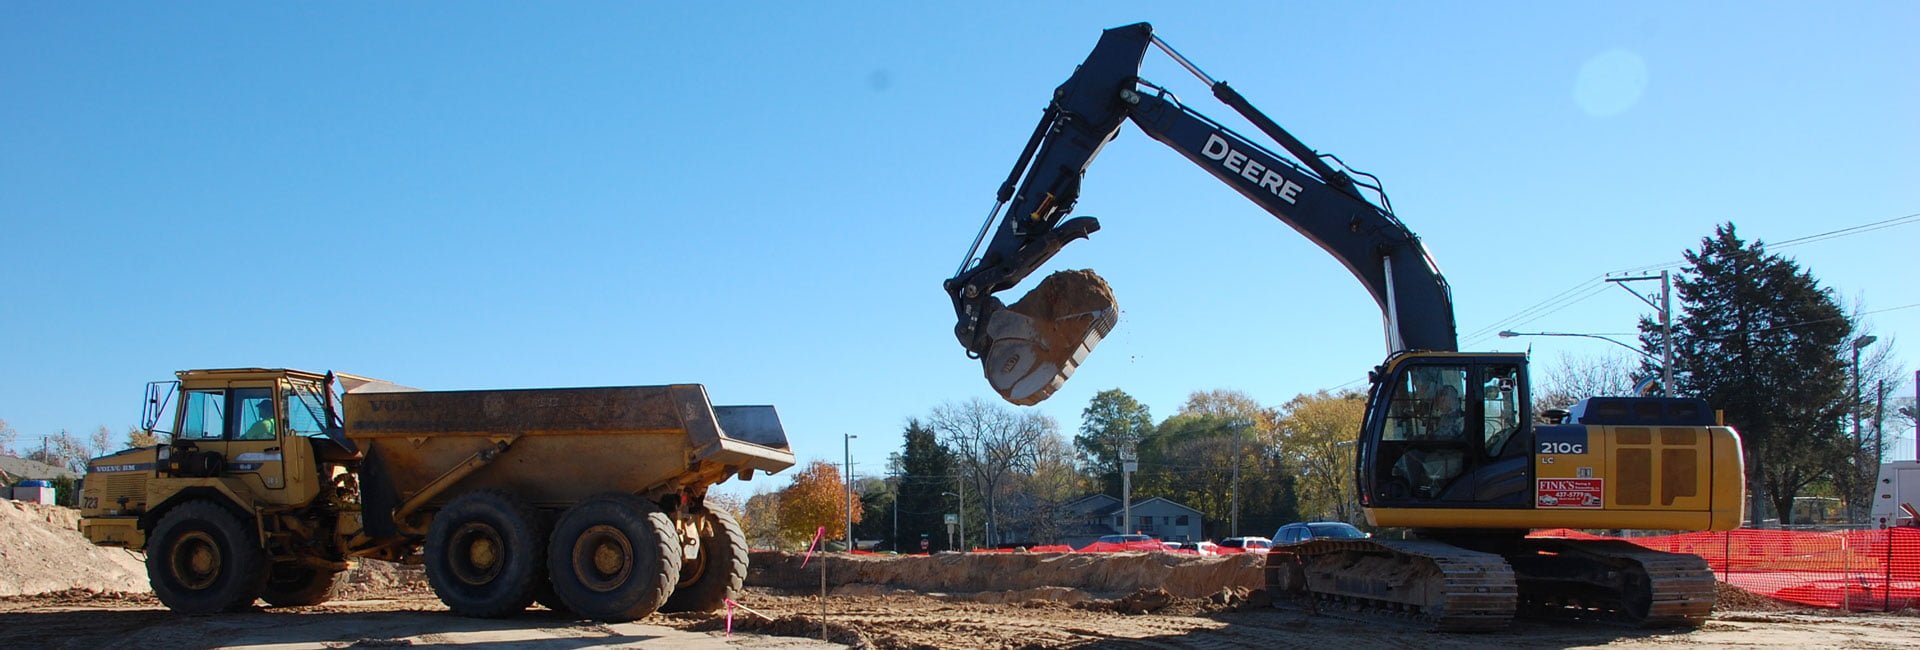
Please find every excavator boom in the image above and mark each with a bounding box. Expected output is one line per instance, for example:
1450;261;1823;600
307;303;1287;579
945;23;1453;405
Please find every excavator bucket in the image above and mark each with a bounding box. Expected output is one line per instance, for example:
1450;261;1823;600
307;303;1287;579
980;269;1118;405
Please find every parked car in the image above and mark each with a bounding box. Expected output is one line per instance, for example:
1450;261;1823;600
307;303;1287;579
1163;540;1220;556
1096;533;1158;544
1272;522;1370;544
1217;536;1274;554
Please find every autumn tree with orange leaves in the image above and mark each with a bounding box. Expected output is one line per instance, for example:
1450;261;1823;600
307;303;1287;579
775;460;862;550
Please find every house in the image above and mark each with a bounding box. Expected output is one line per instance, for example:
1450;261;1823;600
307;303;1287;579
1057;494;1205;548
0;455;77;484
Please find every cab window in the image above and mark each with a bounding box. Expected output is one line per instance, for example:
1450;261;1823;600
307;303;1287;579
1480;365;1523;456
1382;365;1468;441
233;388;275;440
178;390;226;441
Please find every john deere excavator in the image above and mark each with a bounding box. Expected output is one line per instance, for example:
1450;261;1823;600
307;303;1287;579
942;23;1746;630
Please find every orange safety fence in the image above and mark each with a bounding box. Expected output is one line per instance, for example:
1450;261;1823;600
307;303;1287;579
827;527;1917;611
1532;527;1920;611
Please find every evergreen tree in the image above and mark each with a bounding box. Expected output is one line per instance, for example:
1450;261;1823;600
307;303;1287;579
1641;224;1852;526
894;419;958;551
852;476;895;548
1076;389;1154;497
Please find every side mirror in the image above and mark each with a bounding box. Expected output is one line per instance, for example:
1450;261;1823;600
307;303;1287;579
142;381;178;433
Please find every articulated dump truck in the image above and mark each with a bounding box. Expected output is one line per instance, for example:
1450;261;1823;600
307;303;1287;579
79;368;796;620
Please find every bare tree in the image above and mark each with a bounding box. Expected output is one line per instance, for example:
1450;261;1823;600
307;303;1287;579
741;487;785;550
27;429;93;474
1531;351;1639;417
0;418;15;457
91;425;115;457
928;398;1053;547
1004;427;1085;544
1831;325;1904;520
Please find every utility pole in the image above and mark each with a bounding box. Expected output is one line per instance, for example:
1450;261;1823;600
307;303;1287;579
1120;445;1137;535
1605;272;1675;395
844;433;857;551
957;475;966;550
1231;418;1248;537
1660;270;1674;394
1875;379;1886;465
1850;336;1876;523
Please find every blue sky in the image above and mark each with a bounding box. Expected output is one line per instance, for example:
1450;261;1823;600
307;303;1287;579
4;3;1917;493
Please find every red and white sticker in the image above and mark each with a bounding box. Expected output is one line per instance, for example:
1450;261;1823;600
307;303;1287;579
1537;478;1604;509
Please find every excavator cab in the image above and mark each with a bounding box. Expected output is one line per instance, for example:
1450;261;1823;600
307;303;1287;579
1358;352;1534;511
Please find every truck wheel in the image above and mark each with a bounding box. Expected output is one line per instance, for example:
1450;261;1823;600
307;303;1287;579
424;490;546;617
659;509;747;613
260;563;345;607
147;500;268;615
546;494;682;622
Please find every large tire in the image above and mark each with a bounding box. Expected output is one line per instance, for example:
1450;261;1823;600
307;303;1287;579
659;508;747;613
546;494;682;622
424;490;546;618
260;563;345;607
147;500;268;615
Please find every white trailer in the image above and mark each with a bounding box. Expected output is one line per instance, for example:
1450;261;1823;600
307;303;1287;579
1869;460;1920;527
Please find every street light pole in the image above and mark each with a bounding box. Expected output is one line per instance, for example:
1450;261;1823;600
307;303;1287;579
942;487;965;551
1499;330;1665;393
1231;418;1249;538
1120;445;1137;535
1851;336;1876;523
1853;336;1877;447
844;433;857;551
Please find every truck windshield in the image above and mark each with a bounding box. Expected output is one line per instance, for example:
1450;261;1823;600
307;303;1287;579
286;382;327;437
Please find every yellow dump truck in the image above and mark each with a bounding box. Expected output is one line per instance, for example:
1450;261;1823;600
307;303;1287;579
80;368;794;621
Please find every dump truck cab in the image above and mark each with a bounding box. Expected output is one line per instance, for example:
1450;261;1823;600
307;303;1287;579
82;368;365;549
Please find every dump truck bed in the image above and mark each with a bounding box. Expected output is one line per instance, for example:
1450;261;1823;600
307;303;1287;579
344;383;793;534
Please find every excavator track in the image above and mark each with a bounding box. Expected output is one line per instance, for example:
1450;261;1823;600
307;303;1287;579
1269;539;1517;632
1507;538;1716;627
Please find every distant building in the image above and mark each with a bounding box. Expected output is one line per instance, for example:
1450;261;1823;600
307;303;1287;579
1057;494;1205;548
0;455;78;484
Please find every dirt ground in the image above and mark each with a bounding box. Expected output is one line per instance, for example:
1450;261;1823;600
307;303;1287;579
8;505;1919;649
4;584;1919;650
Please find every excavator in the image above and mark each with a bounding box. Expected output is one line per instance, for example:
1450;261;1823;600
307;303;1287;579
943;23;1746;631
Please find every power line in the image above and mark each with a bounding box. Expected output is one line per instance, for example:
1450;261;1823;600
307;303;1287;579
1771;212;1920;248
1699;301;1920;341
1466;210;1920;345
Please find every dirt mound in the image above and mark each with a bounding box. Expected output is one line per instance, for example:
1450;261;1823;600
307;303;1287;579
749;550;1265;599
337;559;429;599
0;501;149;596
1716;581;1795;612
1008;269;1116;325
0;587;158;607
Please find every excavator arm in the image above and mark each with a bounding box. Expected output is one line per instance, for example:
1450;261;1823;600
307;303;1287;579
946;22;1456;405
